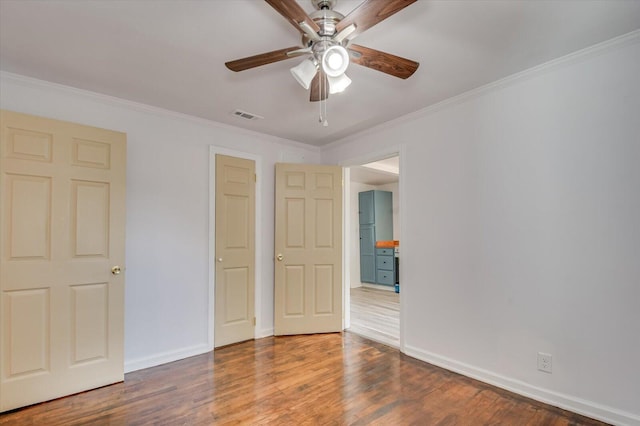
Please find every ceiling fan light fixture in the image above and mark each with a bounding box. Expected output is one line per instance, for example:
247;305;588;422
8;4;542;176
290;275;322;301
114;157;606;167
321;45;349;77
290;57;318;90
328;73;351;94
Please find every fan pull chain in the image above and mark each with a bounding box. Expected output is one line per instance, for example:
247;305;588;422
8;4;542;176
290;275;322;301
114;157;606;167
319;74;328;127
323;91;328;127
318;76;323;125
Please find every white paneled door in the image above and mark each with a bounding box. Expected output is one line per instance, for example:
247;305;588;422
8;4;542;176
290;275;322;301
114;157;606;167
274;163;342;335
0;110;126;412
214;154;255;347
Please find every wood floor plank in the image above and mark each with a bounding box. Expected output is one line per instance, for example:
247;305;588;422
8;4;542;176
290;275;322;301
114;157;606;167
0;333;607;425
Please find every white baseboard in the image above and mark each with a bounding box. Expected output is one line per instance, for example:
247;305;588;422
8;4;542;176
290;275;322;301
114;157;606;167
256;328;274;339
403;345;640;426
124;343;210;373
361;283;395;292
125;331;276;374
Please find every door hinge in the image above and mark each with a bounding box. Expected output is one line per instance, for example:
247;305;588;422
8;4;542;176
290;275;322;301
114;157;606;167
254;173;257;182
253;317;256;326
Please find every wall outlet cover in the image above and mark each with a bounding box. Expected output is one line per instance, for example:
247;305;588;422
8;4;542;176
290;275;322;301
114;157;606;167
537;352;552;373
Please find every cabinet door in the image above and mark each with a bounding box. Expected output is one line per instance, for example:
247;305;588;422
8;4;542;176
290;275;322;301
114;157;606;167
373;190;393;241
359;225;376;283
376;255;394;271
376;270;395;286
358;191;374;225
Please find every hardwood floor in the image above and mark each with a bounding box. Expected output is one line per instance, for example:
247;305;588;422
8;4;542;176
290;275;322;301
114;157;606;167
0;333;607;425
350;286;400;347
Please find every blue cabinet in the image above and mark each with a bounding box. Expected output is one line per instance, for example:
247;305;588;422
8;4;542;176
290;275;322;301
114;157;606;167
375;248;395;286
358;190;393;285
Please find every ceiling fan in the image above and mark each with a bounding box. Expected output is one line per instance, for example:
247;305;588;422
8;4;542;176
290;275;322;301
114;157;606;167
225;0;420;102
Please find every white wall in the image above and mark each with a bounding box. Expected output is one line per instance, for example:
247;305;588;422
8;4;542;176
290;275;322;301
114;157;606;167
323;35;640;425
0;73;321;372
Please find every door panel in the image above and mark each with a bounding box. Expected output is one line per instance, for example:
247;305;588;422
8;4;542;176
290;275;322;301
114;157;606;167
315;199;334;247
314;265;334;314
0;109;126;412
5;288;49;377
214;154;255;347
274;163;342;335
358;190;374;224
359;224;376;283
223;267;249;323
6;174;51;259
285;198;305;247
70;282;108;364
71;180;110;257
284;265;305;316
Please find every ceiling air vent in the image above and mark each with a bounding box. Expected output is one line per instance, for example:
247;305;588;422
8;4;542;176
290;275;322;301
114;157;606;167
232;110;263;121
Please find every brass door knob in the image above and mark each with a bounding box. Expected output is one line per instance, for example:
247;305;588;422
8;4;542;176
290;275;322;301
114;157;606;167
276;254;284;261
111;266;121;275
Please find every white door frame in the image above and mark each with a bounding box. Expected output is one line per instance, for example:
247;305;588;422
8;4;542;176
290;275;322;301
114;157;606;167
339;144;406;351
208;146;262;350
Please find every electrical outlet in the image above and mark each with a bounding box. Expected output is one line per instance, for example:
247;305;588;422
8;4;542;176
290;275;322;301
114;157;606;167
537;352;552;373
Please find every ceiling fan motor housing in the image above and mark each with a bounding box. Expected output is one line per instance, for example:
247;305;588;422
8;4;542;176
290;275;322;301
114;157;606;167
302;9;346;47
311;0;338;11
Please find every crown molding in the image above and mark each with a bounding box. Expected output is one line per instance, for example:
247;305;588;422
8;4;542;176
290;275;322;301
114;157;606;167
324;29;640;151
0;71;321;153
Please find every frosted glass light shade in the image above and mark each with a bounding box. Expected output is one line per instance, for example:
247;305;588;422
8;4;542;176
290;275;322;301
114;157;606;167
322;45;349;77
328;73;351;94
290;58;317;90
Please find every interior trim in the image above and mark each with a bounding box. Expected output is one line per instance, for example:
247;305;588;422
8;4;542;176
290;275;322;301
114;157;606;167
404;344;640;426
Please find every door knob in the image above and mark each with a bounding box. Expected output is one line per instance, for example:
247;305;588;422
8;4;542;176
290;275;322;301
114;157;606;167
276;254;284;261
111;266;121;275
217;257;223;262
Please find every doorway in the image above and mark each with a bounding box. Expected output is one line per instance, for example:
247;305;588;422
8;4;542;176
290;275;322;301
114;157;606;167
347;155;400;347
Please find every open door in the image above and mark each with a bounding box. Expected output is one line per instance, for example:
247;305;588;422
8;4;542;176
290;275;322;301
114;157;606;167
274;163;342;335
0;110;126;411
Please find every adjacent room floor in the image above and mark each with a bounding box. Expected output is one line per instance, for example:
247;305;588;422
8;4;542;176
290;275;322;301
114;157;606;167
349;286;399;347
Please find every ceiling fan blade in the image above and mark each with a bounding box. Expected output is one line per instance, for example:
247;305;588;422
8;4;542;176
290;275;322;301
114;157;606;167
335;0;417;40
310;71;329;102
265;0;321;36
348;44;419;79
225;46;306;72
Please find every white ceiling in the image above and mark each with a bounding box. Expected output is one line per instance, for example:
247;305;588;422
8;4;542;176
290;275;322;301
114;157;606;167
352;156;399;185
362;156;399;174
350;166;397;185
1;0;639;147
